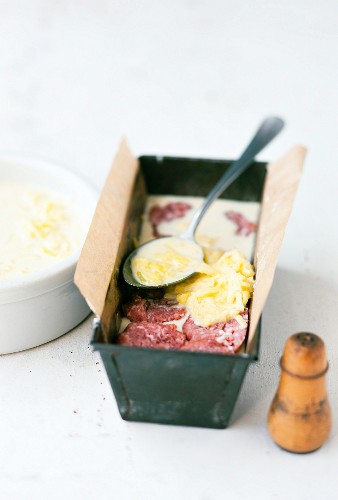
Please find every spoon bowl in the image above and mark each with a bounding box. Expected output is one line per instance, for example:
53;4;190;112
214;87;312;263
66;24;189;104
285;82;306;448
123;235;204;288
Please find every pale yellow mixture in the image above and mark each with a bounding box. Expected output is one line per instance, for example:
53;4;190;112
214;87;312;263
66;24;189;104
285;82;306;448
0;181;88;281
131;236;205;287
166;248;255;327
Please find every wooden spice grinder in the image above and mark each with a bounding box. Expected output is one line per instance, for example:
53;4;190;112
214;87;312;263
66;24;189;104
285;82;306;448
268;332;331;453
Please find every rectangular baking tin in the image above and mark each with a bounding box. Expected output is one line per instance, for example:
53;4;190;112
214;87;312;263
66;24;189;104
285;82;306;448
91;155;266;429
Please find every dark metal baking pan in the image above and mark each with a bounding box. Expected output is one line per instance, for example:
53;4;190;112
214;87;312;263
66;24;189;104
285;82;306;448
91;154;266;428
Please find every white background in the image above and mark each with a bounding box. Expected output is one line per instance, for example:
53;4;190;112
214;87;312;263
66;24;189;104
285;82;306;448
1;1;338;499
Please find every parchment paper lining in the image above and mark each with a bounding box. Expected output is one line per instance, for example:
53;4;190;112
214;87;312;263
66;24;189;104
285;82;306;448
74;139;146;341
247;145;306;350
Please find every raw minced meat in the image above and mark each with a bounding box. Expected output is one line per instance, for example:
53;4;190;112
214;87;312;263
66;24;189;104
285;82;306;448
182;310;248;353
122;297;148;322
123;296;186;323
119;297;249;354
118;322;186;349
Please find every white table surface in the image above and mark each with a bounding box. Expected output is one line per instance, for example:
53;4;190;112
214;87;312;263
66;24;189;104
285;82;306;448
1;1;338;499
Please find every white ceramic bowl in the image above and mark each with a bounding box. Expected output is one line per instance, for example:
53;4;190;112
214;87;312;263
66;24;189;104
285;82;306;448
0;154;98;354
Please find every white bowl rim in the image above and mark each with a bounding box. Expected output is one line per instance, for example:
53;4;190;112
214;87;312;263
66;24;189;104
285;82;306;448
0;152;98;304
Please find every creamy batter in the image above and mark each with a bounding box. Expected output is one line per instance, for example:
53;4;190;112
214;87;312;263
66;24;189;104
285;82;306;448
0;181;89;281
139;195;260;261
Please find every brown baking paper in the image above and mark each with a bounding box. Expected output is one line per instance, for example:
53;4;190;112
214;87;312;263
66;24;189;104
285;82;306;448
74;138;146;341
247;145;307;350
75;140;306;349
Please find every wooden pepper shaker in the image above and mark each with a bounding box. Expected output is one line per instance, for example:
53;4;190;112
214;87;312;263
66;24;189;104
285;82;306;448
268;332;331;453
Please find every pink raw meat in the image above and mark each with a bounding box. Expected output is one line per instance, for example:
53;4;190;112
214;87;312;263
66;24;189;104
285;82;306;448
182;310;248;354
149;202;192;237
118;322;186;349
123;296;186;323
225;211;257;236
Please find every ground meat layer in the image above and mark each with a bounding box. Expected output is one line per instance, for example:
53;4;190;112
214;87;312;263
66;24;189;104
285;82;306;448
182;310;248;354
118;322;186;349
119;297;248;354
123;296;186;323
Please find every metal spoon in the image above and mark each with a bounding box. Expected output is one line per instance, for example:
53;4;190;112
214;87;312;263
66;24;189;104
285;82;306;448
123;116;285;288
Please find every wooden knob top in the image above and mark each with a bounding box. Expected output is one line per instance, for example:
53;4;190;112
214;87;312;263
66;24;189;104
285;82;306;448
281;332;328;378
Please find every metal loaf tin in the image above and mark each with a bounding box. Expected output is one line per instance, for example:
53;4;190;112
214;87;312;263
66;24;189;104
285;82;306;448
91;154;266;429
